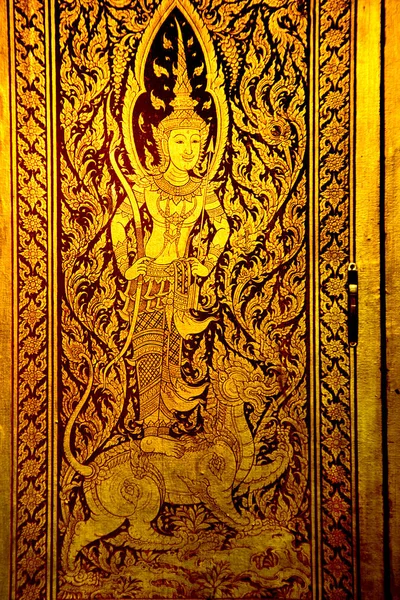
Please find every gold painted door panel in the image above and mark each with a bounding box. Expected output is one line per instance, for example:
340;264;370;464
0;0;387;598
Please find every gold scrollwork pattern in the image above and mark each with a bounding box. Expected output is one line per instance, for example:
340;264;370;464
57;0;310;597
319;0;353;597
13;0;49;598
8;0;357;596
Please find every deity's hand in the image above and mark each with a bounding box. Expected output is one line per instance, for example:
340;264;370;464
189;258;209;278
125;257;152;280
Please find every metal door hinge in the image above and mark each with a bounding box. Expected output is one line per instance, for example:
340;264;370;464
348;263;358;347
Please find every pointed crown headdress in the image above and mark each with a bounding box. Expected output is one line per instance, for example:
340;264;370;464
157;20;207;133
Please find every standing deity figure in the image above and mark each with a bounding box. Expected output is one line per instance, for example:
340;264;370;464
109;23;229;456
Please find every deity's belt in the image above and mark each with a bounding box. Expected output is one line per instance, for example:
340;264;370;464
144;259;190;280
122;259;193;321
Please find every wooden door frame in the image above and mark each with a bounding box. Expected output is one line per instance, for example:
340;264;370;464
355;1;384;598
357;1;400;597
384;1;400;598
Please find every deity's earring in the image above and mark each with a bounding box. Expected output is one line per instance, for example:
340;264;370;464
161;138;169;160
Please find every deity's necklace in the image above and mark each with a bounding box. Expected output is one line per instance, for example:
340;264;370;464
155;177;200;253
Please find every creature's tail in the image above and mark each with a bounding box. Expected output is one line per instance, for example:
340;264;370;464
63;353;94;477
237;426;293;496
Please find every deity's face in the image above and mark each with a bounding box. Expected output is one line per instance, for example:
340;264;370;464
167;128;201;172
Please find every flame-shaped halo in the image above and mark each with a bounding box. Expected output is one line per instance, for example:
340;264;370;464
122;0;228;180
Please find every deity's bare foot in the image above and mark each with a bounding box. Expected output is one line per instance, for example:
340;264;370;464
140;435;185;458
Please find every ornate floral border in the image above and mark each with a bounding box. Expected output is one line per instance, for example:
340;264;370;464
319;0;354;598
12;0;49;598
8;0;356;598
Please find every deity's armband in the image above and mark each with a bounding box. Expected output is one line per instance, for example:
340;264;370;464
205;192;224;222
204;242;223;273
132;186;145;208
204;194;229;272
113;239;130;276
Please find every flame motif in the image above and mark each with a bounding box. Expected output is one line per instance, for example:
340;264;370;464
171;19;197;111
159;19;206;132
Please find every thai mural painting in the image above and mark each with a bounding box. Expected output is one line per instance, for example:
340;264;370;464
7;0;358;597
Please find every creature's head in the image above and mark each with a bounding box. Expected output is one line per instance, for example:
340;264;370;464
211;353;271;416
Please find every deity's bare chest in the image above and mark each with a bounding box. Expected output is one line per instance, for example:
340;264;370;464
145;186;203;229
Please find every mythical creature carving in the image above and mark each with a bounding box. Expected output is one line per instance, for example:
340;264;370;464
62;346;293;583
